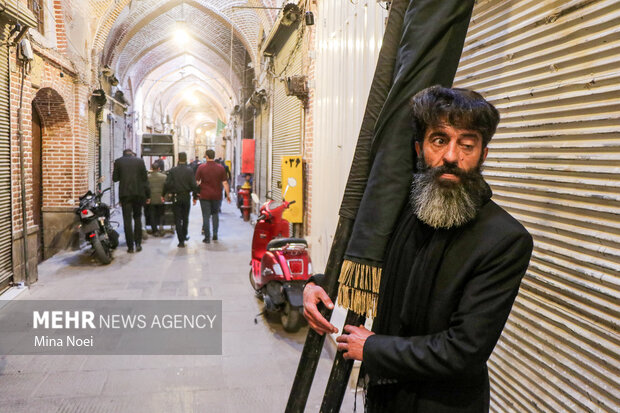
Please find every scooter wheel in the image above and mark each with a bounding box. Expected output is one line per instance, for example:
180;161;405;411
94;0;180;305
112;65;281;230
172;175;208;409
281;301;302;333
249;270;261;298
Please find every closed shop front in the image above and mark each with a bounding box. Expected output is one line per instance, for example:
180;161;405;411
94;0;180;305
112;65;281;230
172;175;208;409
0;2;36;291
270;28;304;202
0;24;13;291
454;1;620;411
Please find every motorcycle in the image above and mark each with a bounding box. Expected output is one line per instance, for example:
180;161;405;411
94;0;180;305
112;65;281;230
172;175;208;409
75;187;119;265
249;179;312;332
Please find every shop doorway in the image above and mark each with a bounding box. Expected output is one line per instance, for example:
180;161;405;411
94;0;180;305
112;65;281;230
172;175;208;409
31;103;43;262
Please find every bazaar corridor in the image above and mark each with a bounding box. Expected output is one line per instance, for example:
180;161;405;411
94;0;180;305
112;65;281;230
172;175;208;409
0;202;355;412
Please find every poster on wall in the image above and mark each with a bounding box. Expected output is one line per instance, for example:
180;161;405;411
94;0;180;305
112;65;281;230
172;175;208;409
241;139;255;174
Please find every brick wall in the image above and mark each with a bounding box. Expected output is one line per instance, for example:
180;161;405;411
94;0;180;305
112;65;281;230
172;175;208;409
10;49;89;234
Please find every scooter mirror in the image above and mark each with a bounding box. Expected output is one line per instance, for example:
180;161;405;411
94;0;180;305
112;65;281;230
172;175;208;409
287;177;297;188
251;193;260;204
98;176;105;184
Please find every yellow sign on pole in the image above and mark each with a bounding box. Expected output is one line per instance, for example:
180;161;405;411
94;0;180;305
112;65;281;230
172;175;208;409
281;155;303;223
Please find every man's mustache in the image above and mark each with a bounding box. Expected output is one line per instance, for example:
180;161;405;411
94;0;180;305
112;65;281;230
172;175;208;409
427;162;468;180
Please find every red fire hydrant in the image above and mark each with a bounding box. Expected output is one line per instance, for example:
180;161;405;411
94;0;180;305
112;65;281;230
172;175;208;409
238;184;252;221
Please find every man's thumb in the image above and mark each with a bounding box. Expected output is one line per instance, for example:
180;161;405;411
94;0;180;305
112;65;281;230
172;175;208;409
320;291;334;309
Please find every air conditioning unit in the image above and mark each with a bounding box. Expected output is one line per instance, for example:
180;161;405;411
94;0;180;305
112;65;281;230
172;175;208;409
285;75;308;107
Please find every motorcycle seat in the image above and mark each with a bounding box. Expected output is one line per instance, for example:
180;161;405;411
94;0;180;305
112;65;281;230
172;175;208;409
267;237;307;250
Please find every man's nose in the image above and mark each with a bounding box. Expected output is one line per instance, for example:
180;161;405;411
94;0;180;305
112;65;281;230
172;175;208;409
442;141;459;164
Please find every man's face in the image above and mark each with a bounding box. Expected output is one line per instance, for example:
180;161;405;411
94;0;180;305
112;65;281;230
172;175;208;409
415;122;488;182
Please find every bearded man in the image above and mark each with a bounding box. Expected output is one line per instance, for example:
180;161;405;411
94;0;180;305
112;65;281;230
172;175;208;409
303;86;533;412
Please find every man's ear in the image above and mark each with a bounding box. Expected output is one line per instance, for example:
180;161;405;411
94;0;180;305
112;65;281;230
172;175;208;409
482;147;488;163
415;141;421;157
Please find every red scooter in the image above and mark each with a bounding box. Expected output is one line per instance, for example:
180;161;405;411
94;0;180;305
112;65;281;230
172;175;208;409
249;184;312;332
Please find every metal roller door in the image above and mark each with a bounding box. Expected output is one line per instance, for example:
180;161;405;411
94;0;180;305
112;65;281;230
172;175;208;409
88;105;98;191
271;32;303;202
454;1;620;411
0;26;13;291
0;3;37;291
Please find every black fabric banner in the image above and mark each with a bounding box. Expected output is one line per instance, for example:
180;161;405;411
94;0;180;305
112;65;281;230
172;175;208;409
344;0;476;266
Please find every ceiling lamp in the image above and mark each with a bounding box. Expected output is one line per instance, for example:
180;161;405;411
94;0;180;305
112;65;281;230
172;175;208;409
184;90;199;105
174;22;190;45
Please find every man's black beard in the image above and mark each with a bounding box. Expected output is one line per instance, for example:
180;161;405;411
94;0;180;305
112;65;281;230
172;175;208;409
410;155;489;229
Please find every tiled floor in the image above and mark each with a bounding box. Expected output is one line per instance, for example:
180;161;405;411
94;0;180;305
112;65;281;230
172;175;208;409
0;202;357;412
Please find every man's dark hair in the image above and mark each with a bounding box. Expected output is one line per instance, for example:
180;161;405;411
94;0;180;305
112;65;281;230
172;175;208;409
152;160;162;171
123;149;133;156
178;152;187;163
410;86;500;148
205;149;215;160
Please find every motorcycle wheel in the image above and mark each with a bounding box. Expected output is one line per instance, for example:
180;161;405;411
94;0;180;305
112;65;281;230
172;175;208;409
91;234;112;265
281;301;302;333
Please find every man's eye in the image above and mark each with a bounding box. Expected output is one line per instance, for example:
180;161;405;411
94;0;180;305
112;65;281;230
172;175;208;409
432;138;445;145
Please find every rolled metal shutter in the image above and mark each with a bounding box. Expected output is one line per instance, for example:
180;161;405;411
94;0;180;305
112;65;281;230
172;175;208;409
454;1;620;411
271;32;303;201
0;3;36;290
257;104;270;200
0;27;13;290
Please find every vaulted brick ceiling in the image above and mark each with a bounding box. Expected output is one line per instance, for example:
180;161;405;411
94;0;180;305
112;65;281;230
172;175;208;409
100;0;278;130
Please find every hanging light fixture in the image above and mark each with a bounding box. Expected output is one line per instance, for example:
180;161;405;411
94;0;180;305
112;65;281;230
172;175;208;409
174;0;189;45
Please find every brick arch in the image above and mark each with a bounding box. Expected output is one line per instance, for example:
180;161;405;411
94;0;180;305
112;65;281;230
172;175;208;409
32;88;74;208
91;0;276;70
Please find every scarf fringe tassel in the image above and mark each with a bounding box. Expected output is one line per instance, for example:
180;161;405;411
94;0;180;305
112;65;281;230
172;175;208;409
338;260;382;318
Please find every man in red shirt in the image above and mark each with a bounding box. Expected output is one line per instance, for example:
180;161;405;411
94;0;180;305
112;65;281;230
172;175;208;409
194;149;231;243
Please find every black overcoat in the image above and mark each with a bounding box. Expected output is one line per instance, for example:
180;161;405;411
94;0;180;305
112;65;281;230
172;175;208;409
112;155;149;200
363;200;533;412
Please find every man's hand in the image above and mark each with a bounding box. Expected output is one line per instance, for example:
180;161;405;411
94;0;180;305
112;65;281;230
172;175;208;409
145;199;151;205
303;282;338;335
193;199;197;206
336;325;375;361
225;194;231;204
161;197;165;203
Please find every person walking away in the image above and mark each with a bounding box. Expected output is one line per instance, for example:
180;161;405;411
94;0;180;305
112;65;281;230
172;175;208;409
147;160;166;236
163;152;198;248
195;149;231;243
113;149;149;253
190;156;201;174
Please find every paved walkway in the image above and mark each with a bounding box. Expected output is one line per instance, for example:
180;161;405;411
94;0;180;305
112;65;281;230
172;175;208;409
0;202;357;412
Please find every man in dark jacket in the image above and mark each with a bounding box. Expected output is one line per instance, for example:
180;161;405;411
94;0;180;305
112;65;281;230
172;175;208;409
113;149;149;253
303;87;533;412
163;152;198;248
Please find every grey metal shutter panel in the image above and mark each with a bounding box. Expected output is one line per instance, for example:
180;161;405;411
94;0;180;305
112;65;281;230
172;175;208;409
0;26;13;289
271;32;303;201
453;1;620;412
257;105;270;200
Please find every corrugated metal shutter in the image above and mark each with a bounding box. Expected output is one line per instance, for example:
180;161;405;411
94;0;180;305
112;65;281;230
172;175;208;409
312;0;388;269
271;31;303;201
0;27;13;289
256;104;270;200
454;1;620;411
100;119;111;205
